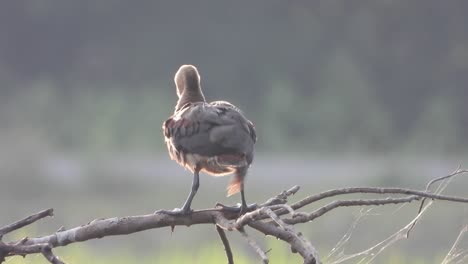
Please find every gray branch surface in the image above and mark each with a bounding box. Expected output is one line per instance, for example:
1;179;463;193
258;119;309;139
1;169;467;264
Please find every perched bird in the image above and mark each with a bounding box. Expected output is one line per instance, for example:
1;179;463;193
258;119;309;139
161;65;257;215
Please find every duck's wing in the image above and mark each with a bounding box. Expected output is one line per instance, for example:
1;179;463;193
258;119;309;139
163;102;256;159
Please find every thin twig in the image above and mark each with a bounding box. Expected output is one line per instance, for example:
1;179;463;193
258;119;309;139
258;185;300;207
407;168;468;237
325;198;434;263
239;227;269;264
426;167;467;191
284;196;419;225
263;208;289;230
41;245;65;264
442;225;468;264
292;187;468;209
0;209;54;237
216;225;234;264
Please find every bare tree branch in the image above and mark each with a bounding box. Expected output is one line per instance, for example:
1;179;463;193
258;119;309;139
216;225;234;264
1;169;468;263
248;221;320;264
0;208;53;237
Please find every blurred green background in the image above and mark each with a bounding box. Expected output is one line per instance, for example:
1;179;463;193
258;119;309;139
1;1;468;263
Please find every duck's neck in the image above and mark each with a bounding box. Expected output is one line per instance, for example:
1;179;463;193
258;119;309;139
176;90;205;111
174;65;206;111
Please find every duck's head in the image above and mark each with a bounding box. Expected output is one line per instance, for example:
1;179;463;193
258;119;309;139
174;65;203;98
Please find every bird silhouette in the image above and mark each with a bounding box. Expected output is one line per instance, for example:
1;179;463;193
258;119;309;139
161;65;257;215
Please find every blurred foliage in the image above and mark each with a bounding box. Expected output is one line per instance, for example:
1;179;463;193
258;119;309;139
0;1;467;154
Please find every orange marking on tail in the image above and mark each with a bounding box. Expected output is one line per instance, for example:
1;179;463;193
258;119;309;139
226;176;243;196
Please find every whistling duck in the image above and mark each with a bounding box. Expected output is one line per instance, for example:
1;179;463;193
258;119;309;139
161;65;257;215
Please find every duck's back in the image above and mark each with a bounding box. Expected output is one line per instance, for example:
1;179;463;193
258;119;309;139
163;101;256;173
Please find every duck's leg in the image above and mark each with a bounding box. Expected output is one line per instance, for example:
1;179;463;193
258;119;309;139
216;168;257;215
158;167;200;215
239;188;249;214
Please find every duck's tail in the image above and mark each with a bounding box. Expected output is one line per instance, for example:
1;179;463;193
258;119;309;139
226;167;247;196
